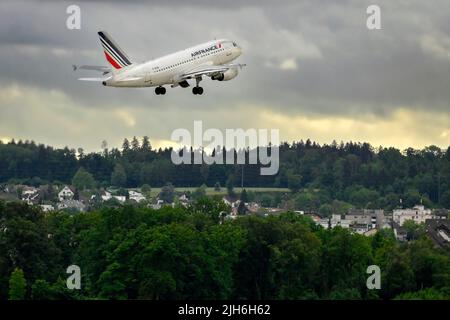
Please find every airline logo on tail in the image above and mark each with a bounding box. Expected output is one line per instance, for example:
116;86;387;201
98;31;132;69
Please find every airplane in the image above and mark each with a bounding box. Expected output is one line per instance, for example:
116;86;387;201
74;31;246;95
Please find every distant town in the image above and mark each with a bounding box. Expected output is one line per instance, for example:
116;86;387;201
2;182;449;249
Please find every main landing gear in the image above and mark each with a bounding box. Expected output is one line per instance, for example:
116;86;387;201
192;76;204;95
192;86;203;95
155;86;166;95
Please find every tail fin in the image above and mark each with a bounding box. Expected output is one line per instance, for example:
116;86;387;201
98;31;133;70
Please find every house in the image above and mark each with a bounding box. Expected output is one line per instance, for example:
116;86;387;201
433;209;449;220
58;186;75;201
364;228;378;237
426;220;450;248
102;191;112;201
392;221;407;241
330;214;352;229
346;209;384;229
247;202;260;214
393;205;432;226
114;196;126;203
179;194;189;202
21;186;40;205
222;195;239;208
58;200;86;212
93;191;125;203
352;223;372;234
129;190;146;203
150;199;165;210
178;194;190;207
40;204;55;212
305;213;322;222
318;218;330;229
315;210;385;234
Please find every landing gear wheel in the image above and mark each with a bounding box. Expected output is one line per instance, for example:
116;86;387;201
192;87;203;95
155;86;166;95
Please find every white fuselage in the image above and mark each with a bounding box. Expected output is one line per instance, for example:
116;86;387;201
104;39;242;87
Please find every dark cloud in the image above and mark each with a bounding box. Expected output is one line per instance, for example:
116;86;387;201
0;0;449;150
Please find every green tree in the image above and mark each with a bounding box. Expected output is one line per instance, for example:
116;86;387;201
111;164;127;187
441;190;450;209
192;184;207;200
319;204;333;217
403;220;425;241
159;183;175;203
237;201;247;215
9;268;26;300
240;189;248;203
141;184;151;193
287;174;302;193
72;167;96;190
226;176;234;196
141;136;152;151
31;279;54;300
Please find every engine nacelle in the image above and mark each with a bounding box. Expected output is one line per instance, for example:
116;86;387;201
212;68;239;81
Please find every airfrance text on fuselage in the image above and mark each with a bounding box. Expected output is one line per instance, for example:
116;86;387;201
191;45;219;57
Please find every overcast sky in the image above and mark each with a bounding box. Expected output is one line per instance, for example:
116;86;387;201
0;0;449;151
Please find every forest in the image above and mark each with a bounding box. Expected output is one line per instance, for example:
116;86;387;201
1;199;449;300
0;138;449;210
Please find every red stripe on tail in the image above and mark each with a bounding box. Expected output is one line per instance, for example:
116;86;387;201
104;50;121;69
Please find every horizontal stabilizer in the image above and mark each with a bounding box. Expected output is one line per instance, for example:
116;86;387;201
78;77;110;82
73;65;111;73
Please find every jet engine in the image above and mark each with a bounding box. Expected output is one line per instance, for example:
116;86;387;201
211;68;239;81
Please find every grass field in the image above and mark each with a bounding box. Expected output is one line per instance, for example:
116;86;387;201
148;187;290;197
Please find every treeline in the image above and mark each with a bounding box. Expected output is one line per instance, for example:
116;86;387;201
0;200;449;300
0;138;449;208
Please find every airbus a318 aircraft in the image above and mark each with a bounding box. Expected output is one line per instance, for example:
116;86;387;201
74;31;246;95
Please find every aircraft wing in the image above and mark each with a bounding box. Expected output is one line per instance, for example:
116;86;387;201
73;65;111;73
179;63;246;80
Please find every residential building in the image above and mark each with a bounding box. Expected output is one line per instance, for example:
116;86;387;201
114;196;126;203
21;186;40;205
58;200;86;212
102;191;112;201
393;205;433;226
346;209;384;229
58;186;75;201
129;190;146;203
425;220;450;248
40;204;55;212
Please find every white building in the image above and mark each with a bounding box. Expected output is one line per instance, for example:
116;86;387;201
102;191;112;201
330;214;352;229
40;204;55;212
22;187;40;204
129;190;146;203
393;205;433;226
179;194;189;202
58;186;75;201
114;196;126;203
58;200;86;212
